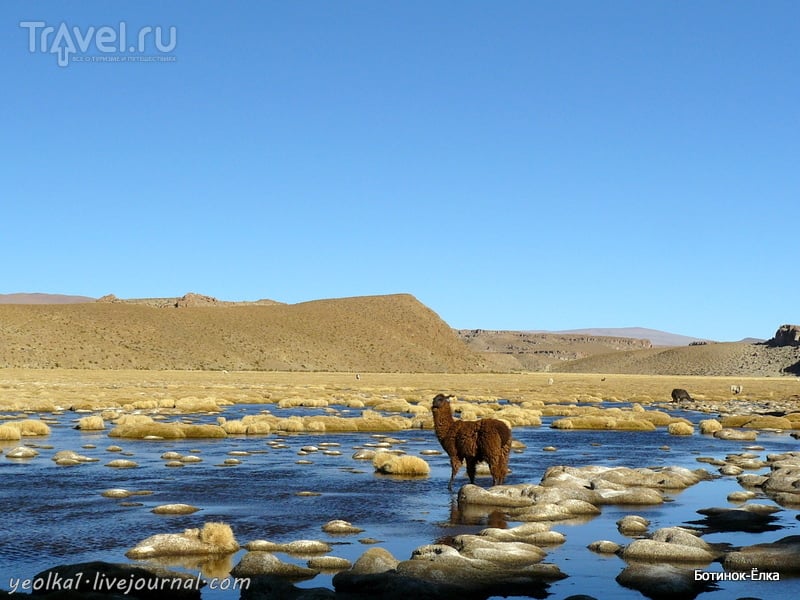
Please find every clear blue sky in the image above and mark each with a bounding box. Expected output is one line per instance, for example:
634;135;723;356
2;1;798;341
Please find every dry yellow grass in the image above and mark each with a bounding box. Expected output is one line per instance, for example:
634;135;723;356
76;415;105;430
2;419;51;436
198;522;238;550
667;422;694;436
109;417;226;439
0;370;798;439
551;416;656;431
0;424;21;440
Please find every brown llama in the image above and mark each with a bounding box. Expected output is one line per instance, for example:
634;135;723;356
430;393;512;490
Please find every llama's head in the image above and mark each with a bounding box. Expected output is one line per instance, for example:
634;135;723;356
431;394;455;412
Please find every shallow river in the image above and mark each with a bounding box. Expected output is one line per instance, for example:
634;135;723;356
1;403;798;599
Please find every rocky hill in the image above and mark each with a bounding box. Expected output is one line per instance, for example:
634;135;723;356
457;329;653;372
551;341;800;377
95;292;284;308
0;294;486;372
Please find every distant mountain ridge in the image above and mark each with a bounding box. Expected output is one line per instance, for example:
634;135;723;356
0;293;95;304
535;327;709;347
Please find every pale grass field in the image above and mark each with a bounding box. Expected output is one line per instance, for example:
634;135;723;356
0;369;798;414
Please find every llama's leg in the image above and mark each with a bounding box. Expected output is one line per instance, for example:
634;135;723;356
494;444;511;485
448;457;461;490
488;456;500;486
466;458;477;484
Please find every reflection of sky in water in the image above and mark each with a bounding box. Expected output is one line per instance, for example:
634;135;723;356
0;404;798;599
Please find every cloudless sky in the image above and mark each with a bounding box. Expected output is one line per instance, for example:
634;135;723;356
2;1;798;341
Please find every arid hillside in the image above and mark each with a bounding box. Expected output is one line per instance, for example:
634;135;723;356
0;294;487;372
457;329;653;372
551;341;800;377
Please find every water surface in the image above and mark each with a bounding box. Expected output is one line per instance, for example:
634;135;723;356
1;405;798;599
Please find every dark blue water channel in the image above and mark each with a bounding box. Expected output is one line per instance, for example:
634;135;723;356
1;403;798;599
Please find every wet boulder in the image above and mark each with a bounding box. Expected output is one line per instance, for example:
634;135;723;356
476;522;565;546
723;535;800;574
687;505;782;534
231;551;318;580
616;563;717;599
29;561;202;599
347;547;399;574
333;548;461;598
245;540;331;555
457;483;537;507
451;535;547;565
321;520;364;535
396;543;566;597
714;428;758;441
621;539;716;564
239;576;336;600
5;446;39;459
588;540;622;554
617;515;650;536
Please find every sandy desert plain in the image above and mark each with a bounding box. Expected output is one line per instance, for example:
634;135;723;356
1;368;800;599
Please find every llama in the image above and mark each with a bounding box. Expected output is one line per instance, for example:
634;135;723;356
430;393;512;490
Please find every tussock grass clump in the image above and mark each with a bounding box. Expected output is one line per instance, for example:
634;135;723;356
4;419;51;436
174;397;226;412
276;416;305;432
667;422;694;436
278;398;328;408
240;415;272;434
495;406;542;427
114;414;155;426
198;522;238;549
372;399;415;413
720;415;756;428
110;421;186;439
304;420;326;432
0;424;21;440
551;416;656;431
637;410;673;426
127;400;159;410
76;415;105;430
182;424;226;438
126;521;239;559
109;418;226;439
303;416;354;432
373;452;430;476
723;415;794;430
356;411;412;432
699;419;723;434
220;419;248;434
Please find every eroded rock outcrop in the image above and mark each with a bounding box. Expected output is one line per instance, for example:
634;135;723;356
770;324;800;347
